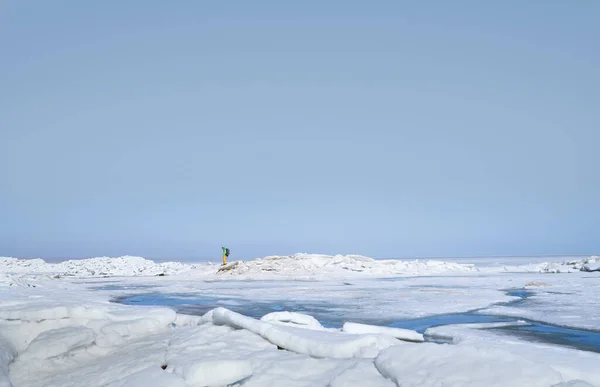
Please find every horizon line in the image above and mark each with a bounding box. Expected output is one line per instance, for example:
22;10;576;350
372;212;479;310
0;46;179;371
2;252;596;261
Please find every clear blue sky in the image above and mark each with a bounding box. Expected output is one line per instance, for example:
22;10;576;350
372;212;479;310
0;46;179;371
1;1;598;260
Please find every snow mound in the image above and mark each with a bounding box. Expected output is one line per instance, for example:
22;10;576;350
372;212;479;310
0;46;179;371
215;253;476;279
0;256;197;277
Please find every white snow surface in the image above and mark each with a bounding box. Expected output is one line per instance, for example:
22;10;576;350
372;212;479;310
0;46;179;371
1;254;599;386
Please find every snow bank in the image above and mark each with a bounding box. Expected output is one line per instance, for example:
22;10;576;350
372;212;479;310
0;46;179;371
215;253;476;279
342;322;424;342
211;307;400;358
0;256;201;277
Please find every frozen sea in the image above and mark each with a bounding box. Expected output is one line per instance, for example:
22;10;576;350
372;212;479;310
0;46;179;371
1;254;599;386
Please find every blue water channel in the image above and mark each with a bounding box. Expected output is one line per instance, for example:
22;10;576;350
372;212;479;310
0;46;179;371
113;288;600;354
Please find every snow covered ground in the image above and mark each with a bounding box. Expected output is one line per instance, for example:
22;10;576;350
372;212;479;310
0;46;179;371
1;254;599;386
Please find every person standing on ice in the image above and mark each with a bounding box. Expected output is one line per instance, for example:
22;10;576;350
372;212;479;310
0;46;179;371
222;246;230;265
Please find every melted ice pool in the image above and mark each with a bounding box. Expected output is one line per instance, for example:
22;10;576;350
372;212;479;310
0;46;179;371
115;290;600;354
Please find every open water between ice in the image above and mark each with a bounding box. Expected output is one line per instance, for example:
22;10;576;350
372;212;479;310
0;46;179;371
113;287;600;354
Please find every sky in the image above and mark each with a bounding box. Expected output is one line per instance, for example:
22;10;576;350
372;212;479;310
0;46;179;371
1;1;599;261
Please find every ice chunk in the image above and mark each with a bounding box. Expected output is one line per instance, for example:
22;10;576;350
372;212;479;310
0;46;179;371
374;343;564;387
537;255;600;273
19;326;96;360
582;262;600;272
211;307;400;358
342;322;424;342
